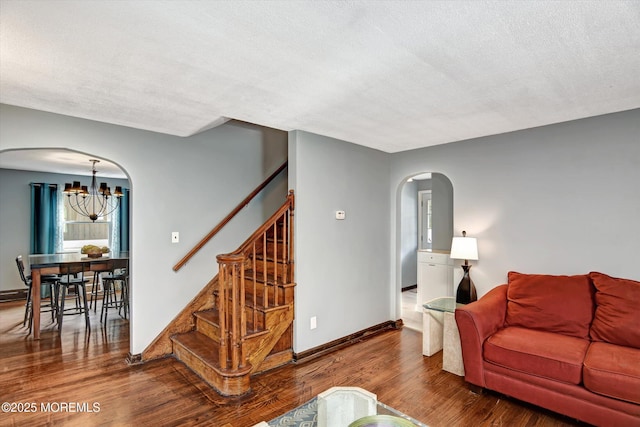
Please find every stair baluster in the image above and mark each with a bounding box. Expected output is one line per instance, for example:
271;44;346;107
216;253;248;371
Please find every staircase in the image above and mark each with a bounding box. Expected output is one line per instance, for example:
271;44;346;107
170;190;295;396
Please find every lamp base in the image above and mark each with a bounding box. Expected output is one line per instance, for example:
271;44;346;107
455;265;477;304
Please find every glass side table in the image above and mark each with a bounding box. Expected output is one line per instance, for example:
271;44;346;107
422;297;465;376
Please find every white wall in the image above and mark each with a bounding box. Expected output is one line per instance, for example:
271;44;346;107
391;108;640;319
0;104;288;354
289;130;391;353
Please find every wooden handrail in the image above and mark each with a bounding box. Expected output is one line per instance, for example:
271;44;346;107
234;190;295;257
173;161;288;272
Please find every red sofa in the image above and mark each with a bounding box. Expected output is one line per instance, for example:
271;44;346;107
455;271;640;427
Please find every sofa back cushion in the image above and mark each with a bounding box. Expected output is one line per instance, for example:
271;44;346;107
505;272;595;339
589;272;640;348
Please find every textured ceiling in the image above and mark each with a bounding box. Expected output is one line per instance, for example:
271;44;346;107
1;1;639;153
0;149;126;178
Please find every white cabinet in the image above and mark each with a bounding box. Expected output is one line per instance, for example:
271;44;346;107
416;251;453;310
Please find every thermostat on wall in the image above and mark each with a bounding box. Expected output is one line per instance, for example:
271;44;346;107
335;210;346;220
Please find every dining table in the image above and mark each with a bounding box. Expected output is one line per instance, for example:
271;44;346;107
27;252;129;339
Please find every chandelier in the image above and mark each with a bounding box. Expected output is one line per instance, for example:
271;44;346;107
63;159;123;222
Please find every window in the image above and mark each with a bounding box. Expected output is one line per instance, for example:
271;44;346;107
62;196;111;253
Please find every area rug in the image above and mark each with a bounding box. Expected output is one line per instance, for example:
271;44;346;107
267;397;317;427
265;395;425;426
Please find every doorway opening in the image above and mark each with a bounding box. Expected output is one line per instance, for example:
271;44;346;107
418;190;432;251
0;148;132;347
398;172;453;331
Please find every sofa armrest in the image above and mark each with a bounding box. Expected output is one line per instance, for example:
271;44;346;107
455;284;508;387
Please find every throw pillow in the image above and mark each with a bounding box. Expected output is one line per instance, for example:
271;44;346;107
589;272;640;348
505;271;595;339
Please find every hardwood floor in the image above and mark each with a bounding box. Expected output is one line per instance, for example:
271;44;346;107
401;288;422;331
0;300;586;426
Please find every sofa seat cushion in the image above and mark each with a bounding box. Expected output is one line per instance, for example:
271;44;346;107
589;272;640;348
505;272;595;339
584;342;640;405
484;326;589;385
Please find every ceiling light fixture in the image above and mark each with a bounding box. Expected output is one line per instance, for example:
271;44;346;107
63;159;122;222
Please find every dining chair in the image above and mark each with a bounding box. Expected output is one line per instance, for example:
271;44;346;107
100;258;128;323
56;262;91;331
118;275;130;320
15;255;59;333
88;261;112;312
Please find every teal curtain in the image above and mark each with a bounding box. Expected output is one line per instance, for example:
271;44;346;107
118;188;130;252
30;183;58;254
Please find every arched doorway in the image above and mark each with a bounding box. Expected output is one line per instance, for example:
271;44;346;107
397;172;453;331
0;148;131;344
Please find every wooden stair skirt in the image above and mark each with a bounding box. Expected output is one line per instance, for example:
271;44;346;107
170;191;295;396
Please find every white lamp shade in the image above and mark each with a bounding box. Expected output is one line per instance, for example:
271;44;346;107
450;236;478;261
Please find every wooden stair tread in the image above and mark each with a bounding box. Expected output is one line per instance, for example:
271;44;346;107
171;330;221;367
211;294;291;312
194;308;282;336
171;330;253;396
246;294;292;311
243;270;293;287
195;305;291;319
251;254;289;265
194;309;217;323
265;237;284;243
172;330;262;374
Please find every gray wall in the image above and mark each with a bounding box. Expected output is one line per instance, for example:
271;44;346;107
3;102;638;359
391;108;640;319
0;104;288;354
431;173;454;251
289;130;390;352
0;168;129;292
400;180;417;288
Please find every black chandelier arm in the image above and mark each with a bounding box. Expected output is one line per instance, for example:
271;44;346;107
63;159;123;222
65;192;121;222
66;193;104;219
95;196;122;219
65;194;91;218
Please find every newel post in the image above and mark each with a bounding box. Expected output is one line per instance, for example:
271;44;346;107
216;253;246;370
288;189;295;284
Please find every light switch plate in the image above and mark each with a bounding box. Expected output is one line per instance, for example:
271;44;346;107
171;232;179;243
310;316;317;330
335;210;346;220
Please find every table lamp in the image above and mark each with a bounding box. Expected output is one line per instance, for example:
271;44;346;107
450;231;479;304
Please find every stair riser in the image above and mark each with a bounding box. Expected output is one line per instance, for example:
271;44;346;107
196;316;221;343
199;304;269;332
243;225;286;253
214;288;293;310
243;280;294;305
213;309;267;332
263;240;289;260
172;341;250;396
252;260;290;281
